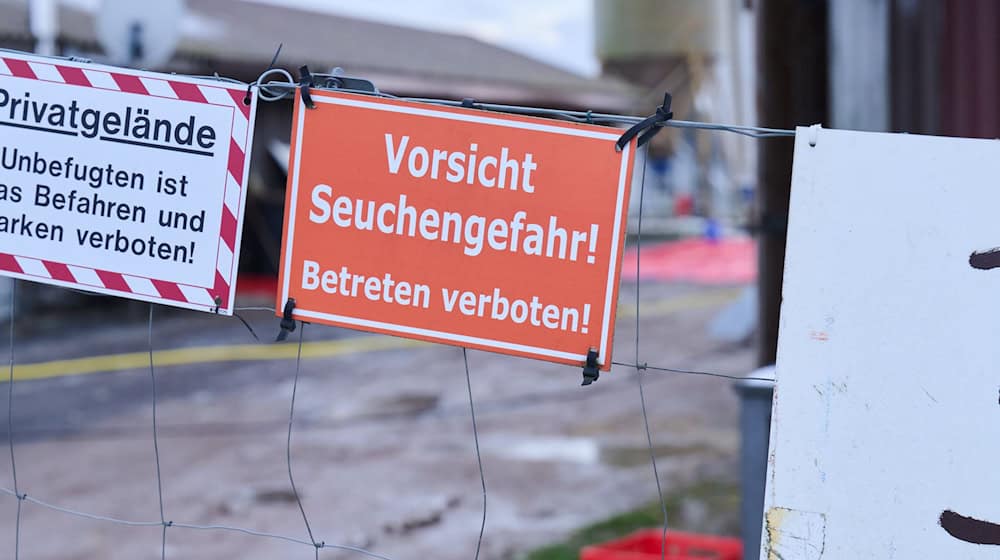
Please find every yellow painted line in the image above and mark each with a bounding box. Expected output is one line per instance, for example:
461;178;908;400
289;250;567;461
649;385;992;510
7;289;740;382
7;336;426;382
616;287;743;319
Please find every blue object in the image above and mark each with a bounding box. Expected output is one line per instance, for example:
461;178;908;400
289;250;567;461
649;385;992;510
705;218;721;242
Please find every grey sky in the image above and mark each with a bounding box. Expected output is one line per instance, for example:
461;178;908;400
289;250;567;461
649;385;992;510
62;0;600;75
255;0;599;76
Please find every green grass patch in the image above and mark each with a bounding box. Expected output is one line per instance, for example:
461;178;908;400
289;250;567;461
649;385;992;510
524;479;739;560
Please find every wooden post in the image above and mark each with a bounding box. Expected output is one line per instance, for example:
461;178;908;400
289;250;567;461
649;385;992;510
756;0;828;366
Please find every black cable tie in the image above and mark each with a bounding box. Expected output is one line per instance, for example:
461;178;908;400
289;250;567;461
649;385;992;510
581;349;600;386
276;298;297;342
298;65;316;109
586;110;594;124
212;295;222;314
616;92;673;152
461;98;477;109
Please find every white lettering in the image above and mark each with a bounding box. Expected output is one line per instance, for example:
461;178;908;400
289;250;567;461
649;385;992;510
309;184;332;223
385;134;409;174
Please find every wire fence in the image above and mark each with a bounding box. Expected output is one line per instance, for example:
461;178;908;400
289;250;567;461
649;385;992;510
0;54;788;559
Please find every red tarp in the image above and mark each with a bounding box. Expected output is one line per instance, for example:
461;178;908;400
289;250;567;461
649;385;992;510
621;237;756;284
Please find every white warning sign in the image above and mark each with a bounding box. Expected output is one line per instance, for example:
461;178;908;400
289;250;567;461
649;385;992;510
0;51;257;314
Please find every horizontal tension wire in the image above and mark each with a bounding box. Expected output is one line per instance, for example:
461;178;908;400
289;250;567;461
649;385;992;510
0;47;796;138
252;80;796;138
0;487;396;560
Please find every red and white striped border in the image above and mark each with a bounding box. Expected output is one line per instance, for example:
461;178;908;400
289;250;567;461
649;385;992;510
0;54;256;314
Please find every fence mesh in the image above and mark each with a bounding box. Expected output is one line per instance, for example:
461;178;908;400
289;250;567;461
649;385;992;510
0;93;780;558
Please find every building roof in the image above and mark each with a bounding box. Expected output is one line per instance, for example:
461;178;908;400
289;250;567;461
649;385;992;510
0;0;29;41
0;0;636;111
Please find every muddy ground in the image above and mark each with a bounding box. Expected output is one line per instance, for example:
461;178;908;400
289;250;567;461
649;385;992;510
0;280;754;560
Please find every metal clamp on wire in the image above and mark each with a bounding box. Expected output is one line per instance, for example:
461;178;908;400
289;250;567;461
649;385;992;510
582;349;600;386
246;43;283;105
298;65;316;109
276;298;297;341
615;92;673;151
315;67;379;94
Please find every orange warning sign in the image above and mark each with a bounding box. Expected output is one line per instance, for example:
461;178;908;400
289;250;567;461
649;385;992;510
277;90;635;369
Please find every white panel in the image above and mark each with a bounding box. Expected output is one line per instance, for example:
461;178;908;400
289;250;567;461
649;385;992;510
224;172;242;212
15;257;49;278
178;285;215;306
123;275;160;296
67;265;102;286
81;69;119;90
215;242;234;279
28;62;64;83
140;78;179;99
0;51;258;315
764;127;1000;558
199;86;248;150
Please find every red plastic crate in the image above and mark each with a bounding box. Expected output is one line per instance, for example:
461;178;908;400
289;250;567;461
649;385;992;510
580;529;742;560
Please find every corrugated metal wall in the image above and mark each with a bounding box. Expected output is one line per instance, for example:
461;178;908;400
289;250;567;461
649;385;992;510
892;0;1000;138
939;0;1000;138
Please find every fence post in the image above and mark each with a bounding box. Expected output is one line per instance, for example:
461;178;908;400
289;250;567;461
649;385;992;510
733;365;775;560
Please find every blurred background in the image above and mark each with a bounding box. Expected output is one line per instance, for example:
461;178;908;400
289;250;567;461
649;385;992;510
0;0;764;304
0;1;991;559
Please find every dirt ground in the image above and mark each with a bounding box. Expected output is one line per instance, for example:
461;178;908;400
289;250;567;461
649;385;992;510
0;280;754;560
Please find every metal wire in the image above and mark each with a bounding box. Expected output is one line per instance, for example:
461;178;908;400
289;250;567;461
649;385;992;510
0;486;397;559
0;46;795;138
234;306;278;313
169;521;314;547
0;44;782;560
612;361;774;382
256;68;296;101
148;305;170;559
0;311;765;560
286;323;322;558
6;280;20;559
245;65;797;137
0;47;91;63
231;312;261;342
316;542;395;560
176;521;395;560
395;96;796;137
462;348;487;560
0;487;161;527
0;359;749;444
247;75;796;137
185;74;246;85
6;282;15;494
13;495;21;558
632;149;669;560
